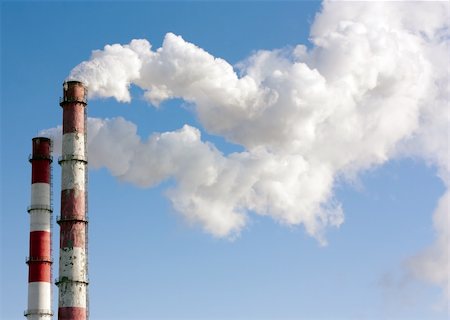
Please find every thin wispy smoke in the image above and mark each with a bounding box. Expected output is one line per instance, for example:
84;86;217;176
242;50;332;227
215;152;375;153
42;0;449;303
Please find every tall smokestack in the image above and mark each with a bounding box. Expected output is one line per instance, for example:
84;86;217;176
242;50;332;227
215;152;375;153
26;137;53;319
56;81;89;320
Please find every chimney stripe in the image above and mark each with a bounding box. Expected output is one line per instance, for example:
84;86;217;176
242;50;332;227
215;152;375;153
27;282;52;312
58;307;86;320
60;189;85;218
29;231;51;257
30;211;52;232
30;184;51;210
32;162;52;184
28;263;52;283
59;223;86;248
62;133;85;157
62;104;86;135
60;162;86;191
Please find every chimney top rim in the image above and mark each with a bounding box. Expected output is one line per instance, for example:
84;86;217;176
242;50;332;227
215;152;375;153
32;136;52;142
63;80;86;86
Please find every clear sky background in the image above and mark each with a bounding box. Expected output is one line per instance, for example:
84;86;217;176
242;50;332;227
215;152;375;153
1;1;448;320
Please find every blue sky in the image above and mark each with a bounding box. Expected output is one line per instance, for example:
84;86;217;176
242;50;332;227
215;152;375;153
1;1;448;320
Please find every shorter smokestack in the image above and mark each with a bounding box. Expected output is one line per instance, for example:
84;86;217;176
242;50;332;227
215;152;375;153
25;137;53;319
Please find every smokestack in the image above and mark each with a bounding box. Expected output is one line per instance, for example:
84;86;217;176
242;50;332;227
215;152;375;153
56;81;89;320
26;137;53;319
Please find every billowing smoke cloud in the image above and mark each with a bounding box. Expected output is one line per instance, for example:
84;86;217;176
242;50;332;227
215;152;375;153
43;118;342;240
42;0;449;301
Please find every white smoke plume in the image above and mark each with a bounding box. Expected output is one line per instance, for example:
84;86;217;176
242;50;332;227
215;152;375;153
407;190;449;308
41;0;449;302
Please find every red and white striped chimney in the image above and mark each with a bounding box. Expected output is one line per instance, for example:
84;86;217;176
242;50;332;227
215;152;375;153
26;137;53;320
56;81;89;320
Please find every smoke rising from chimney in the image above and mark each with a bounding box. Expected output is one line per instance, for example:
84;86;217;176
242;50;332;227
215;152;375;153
41;0;449;301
